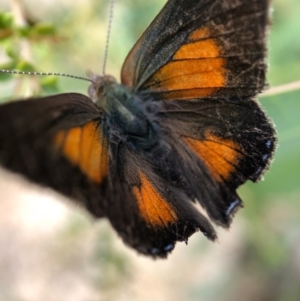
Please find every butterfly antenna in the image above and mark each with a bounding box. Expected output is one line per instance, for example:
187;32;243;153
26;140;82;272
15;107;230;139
0;69;93;83
102;0;115;75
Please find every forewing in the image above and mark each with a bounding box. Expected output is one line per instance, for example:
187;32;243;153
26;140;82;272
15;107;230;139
0;93;109;216
121;0;269;99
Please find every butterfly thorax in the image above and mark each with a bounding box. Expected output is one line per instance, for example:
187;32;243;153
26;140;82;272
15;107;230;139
88;74;155;143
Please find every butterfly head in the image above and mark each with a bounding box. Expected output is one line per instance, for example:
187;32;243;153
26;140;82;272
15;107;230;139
87;72;117;108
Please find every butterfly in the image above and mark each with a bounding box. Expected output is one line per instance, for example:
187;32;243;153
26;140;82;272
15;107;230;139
0;0;276;258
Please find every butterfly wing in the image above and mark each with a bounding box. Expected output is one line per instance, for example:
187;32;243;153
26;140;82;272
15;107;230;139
102;143;217;257
120;0;276;232
157;98;275;227
122;0;269;99
0;93;109;217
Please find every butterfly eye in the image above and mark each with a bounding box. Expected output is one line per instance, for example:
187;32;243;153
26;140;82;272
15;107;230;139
88;75;117;102
97;85;105;95
88;82;103;102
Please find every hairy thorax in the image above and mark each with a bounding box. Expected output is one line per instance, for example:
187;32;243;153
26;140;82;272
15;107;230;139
88;74;160;150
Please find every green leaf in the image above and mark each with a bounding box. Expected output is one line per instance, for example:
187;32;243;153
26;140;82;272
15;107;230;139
0;12;13;29
16;60;36;72
40;75;60;94
0;13;14;40
0;61;17;81
17;25;31;38
32;22;57;36
17;22;57;40
5;43;19;60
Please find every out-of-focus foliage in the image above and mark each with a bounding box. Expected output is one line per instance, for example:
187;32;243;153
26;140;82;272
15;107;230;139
0;9;60;97
0;0;299;301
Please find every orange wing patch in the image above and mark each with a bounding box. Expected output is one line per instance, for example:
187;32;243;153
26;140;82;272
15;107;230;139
144;26;226;99
133;171;177;227
53;121;108;184
184;134;242;182
188;27;211;41
173;40;220;60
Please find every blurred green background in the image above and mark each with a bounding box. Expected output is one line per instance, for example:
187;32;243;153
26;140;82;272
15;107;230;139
0;0;299;301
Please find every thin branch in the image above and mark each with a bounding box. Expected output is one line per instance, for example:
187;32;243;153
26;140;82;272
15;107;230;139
262;80;300;97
